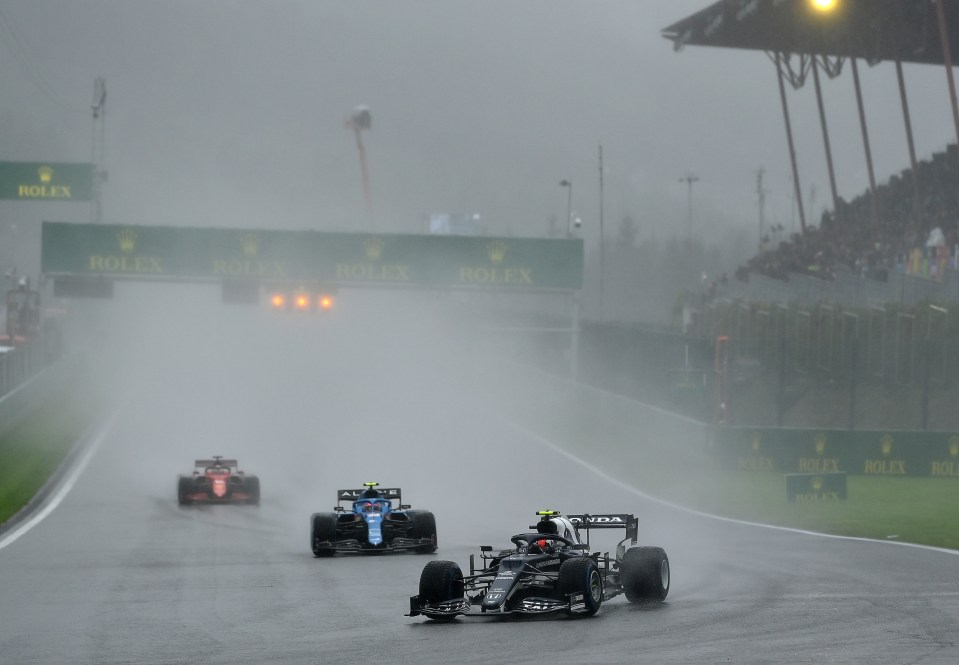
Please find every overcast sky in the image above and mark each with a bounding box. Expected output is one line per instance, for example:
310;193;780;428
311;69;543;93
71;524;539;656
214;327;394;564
2;0;958;247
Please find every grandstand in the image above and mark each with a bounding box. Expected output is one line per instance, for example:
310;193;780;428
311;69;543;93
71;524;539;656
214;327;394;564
664;0;959;307
656;1;959;429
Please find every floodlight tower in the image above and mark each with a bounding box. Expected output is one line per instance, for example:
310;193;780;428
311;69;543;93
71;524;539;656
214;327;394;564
345;105;374;229
91;77;107;222
808;0;839;13
559;179;573;237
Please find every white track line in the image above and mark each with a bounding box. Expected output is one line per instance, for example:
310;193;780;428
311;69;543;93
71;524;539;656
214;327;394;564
508;421;959;558
0;415;116;552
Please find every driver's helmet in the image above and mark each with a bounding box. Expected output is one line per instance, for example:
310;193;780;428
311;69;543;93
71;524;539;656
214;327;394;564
536;518;559;535
548;516;582;544
531;537;555;554
361;501;376;513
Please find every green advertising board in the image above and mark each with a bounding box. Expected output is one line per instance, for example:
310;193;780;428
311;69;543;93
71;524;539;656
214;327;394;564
0;162;94;201
711;427;959;478
41;222;583;290
785;472;848;502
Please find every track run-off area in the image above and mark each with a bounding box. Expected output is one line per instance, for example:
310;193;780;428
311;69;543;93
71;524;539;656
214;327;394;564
1;290;957;664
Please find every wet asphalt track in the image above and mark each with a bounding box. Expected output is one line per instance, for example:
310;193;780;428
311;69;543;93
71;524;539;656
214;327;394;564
1;294;958;664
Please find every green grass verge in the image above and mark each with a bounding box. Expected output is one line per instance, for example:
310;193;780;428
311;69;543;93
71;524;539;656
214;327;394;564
492;380;959;551
667;471;959;550
0;390;98;526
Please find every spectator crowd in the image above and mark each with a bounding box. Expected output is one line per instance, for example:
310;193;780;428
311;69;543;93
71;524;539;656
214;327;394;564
739;144;959;284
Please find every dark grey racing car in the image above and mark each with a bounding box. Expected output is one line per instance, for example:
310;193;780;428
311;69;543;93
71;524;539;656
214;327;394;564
407;510;669;620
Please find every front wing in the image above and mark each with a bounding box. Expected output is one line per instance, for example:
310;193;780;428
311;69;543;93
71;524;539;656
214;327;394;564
407;592;591;619
317;536;434;554
182;491;256;504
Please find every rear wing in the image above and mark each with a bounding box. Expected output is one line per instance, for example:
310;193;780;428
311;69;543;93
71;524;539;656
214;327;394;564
194;458;238;469
567;514;638;546
336;488;403;505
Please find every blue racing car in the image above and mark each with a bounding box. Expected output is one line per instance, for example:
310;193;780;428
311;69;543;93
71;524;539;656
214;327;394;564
310;482;437;556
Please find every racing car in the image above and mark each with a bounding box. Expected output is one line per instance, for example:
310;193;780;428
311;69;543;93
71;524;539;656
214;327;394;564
310;482;437;556
177;456;260;505
407;510;669;620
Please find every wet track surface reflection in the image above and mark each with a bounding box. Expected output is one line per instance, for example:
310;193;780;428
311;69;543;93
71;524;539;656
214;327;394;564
1;297;958;664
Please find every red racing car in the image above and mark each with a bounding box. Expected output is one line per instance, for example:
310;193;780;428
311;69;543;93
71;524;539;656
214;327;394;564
177;456;260;505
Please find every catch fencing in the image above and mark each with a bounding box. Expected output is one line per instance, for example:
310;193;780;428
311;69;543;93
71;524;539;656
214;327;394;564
0;342;50;400
0;337;69;438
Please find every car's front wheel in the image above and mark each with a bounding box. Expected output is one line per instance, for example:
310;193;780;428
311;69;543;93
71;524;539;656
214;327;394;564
245;476;260;505
418;560;464;621
311;513;337;557
177;477;192;505
558;557;603;617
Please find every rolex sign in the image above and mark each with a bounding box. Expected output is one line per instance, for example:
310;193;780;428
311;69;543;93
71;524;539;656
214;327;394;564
0;162;94;201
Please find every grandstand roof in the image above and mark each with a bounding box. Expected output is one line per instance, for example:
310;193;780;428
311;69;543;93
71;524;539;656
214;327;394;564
662;0;959;66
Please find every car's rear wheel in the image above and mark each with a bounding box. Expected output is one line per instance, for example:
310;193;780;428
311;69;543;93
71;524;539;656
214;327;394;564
558;557;603;617
621;546;670;602
177;477;193;505
311;513;337;557
407;510;437;553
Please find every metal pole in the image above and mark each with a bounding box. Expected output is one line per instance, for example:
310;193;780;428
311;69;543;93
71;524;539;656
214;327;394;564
353;127;375;230
921;339;930;430
91;77;106;223
848;334;858;430
935;0;959;146
90;88;97;223
812;56;841;224
775;52;807;233
679;173;698;243
598;145;605;321
851;58;880;232
560;180;573;238
570;292;580;379
757;168;766;251
777;333;786;427
896;57;925;234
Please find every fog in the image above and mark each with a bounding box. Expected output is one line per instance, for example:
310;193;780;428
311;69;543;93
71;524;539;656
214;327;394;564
3;1;958;244
68;284;630;551
3;2;959;534
46;276;689;565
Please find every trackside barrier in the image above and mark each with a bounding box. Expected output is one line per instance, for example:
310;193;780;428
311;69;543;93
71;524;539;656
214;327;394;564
0;353;85;440
712;427;959;478
785;472;848;502
0;344;40;398
0;333;65;399
482;364;959;484
478;363;711;494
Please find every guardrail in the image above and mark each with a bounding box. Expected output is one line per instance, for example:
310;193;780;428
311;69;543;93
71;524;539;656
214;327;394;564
0;343;47;399
481;360;959;491
0;339;70;439
479;362;710;479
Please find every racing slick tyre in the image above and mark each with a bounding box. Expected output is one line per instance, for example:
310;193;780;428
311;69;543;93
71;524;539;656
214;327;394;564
311;513;338;557
245;476;261;505
557;557;603;617
621;546;670;602
418;560;464;619
407;510;438;554
177;477;193;505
